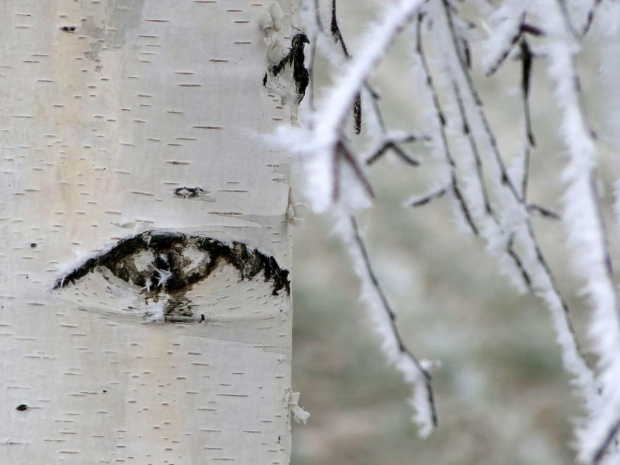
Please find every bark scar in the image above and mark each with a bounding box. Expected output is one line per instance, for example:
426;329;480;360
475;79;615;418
267;33;309;104
54;231;290;323
261;2;309;108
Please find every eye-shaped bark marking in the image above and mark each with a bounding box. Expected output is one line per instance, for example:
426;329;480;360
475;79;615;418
55;231;290;294
54;231;290;323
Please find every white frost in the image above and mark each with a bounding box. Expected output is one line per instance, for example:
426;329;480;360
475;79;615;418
482;0;529;75
533;1;620;462
276;0;425;213
335;216;436;437
286;391;311;425
143;300;166;324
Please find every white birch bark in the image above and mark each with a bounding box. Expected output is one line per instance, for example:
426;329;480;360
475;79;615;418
0;1;300;463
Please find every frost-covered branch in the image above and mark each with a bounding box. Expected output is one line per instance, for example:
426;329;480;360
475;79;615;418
305;0;394;139
312;0;425;152
297;0;437;437
411;13;478;235
291;0;620;461
433;0;600;415
530;2;620;463
291;0;428;213
338;216;437;436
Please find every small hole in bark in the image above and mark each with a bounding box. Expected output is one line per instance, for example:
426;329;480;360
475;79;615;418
30;243;37;248
174;187;205;198
16;404;28;411
60;26;76;32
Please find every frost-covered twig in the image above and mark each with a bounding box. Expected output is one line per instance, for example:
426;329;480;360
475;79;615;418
285;0;429;213
329;0;362;133
532;2;620;463
294;0;618;460
307;0;390;138
484;6;524;77
337;216;437;437
312;0;425;152
447;76;534;290
441;1;521;202
364;132;426;166
300;2;438;438
556;0;603;39
483;0;545;77
412;13;478;235
417;0;599;415
449;79;495;219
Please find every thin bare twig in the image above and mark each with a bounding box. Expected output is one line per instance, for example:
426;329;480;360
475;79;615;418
519;38;535;201
594;417;620;465
330;0;362;133
528;204;561;220
486;20;544;77
365;133;427;166
581;0;602;37
557;0;582;39
407;185;449;207
332;140;375;202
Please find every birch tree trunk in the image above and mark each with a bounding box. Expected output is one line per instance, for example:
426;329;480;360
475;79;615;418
0;1;300;463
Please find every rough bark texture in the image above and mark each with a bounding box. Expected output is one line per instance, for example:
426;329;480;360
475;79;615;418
0;1;297;463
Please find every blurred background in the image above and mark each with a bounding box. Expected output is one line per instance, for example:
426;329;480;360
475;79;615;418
289;1;620;464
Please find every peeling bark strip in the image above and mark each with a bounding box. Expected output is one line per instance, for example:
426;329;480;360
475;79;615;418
54;231;290;296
